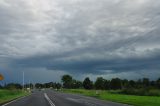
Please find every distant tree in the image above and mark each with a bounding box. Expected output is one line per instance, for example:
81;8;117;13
72;80;83;89
55;83;62;89
156;78;160;89
71;79;76;88
75;81;83;88
104;80;110;90
83;77;93;89
122;79;129;89
136;79;143;88
150;81;156;88
110;78;122;90
35;83;43;88
142;78;150;87
61;75;73;89
43;82;54;88
0;85;3;89
5;83;22;89
25;83;34;89
129;80;136;88
95;77;105;90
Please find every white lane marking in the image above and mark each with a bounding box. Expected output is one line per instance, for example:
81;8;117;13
66;98;96;106
44;93;55;106
2;95;30;106
84;101;96;106
66;98;81;103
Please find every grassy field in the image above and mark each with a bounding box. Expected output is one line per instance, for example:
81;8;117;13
0;89;29;104
62;89;160;106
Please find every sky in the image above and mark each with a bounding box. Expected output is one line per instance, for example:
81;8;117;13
0;0;160;83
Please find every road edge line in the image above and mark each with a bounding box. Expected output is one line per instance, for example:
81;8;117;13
2;94;31;106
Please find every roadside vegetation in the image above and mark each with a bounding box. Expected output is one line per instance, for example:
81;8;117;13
62;89;160;106
0;89;28;104
1;74;160;106
59;74;160;106
0;83;29;104
60;75;160;96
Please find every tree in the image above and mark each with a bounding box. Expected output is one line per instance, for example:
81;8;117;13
75;81;83;88
5;83;22;89
122;79;129;89
72;80;83;89
83;77;93;89
95;77;105;90
142;78;150;87
136;79;143;88
150;81;156;88
156;78;160;89
55;83;62;89
110;78;122;90
129;80;136;88
0;85;2;89
25;83;34;89
104;80;110;90
35;83;43;88
61;75;73;89
43;82;54;88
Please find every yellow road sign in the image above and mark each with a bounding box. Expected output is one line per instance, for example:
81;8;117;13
0;74;4;81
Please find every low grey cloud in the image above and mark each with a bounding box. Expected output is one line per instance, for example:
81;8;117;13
0;0;160;83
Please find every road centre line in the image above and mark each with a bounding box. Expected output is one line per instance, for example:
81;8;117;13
44;93;56;106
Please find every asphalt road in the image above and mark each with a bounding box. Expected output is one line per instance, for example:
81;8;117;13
2;90;130;106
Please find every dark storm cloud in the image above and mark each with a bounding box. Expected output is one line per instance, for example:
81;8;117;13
9;47;160;75
0;0;160;82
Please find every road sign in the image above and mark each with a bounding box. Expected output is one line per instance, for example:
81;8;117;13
0;74;4;81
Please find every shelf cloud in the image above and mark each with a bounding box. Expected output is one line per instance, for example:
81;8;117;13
0;0;160;83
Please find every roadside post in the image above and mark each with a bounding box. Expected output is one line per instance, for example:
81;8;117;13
0;74;4;87
0;74;4;81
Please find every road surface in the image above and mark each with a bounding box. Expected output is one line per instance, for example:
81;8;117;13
2;90;130;106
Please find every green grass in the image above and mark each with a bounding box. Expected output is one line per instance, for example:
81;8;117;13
61;89;160;106
0;89;29;104
121;88;160;96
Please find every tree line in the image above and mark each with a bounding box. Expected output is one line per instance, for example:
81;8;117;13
61;75;160;90
0;82;62;90
1;74;160;91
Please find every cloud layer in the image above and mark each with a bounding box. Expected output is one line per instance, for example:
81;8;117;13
0;0;160;83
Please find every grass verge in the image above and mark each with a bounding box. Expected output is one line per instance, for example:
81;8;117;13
0;89;29;104
61;89;160;106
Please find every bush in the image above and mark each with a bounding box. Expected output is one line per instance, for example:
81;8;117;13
121;88;160;96
148;89;160;96
5;83;22;90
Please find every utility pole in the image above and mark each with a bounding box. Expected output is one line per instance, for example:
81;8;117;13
23;71;25;90
29;80;31;89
